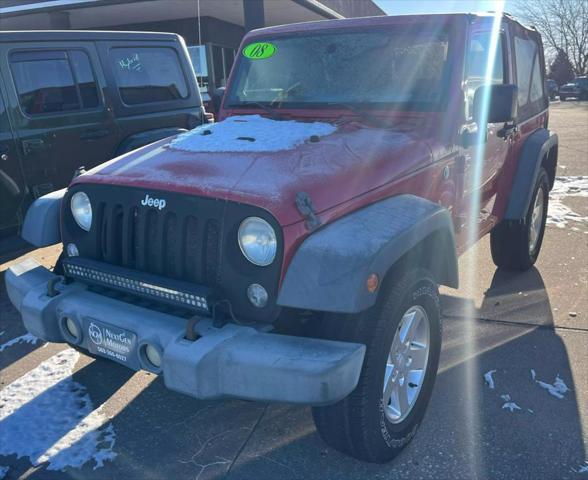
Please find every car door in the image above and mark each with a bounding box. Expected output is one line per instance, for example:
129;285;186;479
0;81;28;233
2;43;119;198
461;27;511;234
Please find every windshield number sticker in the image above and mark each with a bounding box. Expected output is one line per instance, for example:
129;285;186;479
243;42;276;60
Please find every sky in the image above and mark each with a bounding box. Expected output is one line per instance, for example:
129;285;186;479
373;0;515;16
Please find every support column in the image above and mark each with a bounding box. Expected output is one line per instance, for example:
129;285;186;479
243;0;265;32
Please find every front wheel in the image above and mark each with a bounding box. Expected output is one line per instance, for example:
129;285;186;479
312;268;441;463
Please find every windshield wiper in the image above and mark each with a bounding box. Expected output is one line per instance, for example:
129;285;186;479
228;102;285;120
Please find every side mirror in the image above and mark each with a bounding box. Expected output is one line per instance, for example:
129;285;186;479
473;84;518;125
211;87;226;115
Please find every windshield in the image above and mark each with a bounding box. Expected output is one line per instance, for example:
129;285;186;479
226;27;452;111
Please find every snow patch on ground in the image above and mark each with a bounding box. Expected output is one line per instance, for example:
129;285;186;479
484;369;497;389
0;333;40;352
501;402;522;412
169;115;337;153
536;374;570;399
0;348;116;471
0;466;8;479
547;176;588;229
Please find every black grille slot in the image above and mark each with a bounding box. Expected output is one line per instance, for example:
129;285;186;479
94;203;222;286
204;219;220;286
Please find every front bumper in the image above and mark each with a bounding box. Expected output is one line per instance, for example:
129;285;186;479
6;259;365;405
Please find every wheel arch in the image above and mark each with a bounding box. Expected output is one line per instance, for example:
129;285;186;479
504;128;558;221
277;195;458;314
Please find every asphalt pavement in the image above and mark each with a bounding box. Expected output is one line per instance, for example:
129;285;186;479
0;101;586;480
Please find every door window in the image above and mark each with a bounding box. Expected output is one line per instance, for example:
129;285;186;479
110;47;188;105
464;32;506;119
514;34;546;118
10;50;99;115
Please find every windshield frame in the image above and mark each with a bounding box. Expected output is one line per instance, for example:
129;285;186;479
224;25;458;113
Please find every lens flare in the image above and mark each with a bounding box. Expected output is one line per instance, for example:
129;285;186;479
462;4;505;477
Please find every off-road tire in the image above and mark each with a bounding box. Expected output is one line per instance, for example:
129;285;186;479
311;268;441;463
490;167;549;271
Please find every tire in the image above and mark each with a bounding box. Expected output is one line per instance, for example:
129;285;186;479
560;95;566;101
312;268;441;463
490;167;549;271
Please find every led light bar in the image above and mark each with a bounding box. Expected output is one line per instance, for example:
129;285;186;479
63;258;211;313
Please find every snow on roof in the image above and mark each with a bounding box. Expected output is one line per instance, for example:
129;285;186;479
169;114;337;153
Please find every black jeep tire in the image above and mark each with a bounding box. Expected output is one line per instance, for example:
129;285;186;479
312;268;441;463
490;167;549;271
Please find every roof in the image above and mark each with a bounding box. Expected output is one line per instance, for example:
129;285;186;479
0;30;181;43
245;12;534;39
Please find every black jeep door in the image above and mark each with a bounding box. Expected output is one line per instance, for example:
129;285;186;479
2;44;119;198
0;84;26;234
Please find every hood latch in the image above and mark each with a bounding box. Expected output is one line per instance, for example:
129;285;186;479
295;191;321;231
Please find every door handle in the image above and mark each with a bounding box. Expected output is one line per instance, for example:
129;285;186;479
22;138;46;155
80;129;110;140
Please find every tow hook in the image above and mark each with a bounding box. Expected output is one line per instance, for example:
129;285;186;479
46;276;63;297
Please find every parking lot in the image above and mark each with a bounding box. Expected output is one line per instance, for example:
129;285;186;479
0;101;587;480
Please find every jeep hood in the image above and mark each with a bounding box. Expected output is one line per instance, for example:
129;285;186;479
74;116;432;226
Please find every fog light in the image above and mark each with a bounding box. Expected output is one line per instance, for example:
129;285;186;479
247;283;268;308
64;317;80;340
145;344;162;368
67;243;79;257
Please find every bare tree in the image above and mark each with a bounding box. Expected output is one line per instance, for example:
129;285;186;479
513;0;588;75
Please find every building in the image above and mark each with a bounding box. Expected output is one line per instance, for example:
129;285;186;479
0;0;385;99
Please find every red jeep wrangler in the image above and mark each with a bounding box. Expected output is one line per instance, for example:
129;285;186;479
7;13;557;463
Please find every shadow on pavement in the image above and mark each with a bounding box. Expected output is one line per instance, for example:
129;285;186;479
0;235;34;264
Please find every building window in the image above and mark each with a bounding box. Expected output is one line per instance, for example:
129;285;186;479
188;45;209;94
110;47;189;105
211;45;236;89
10;50;98;115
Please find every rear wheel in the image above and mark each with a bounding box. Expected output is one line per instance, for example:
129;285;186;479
490;168;549;271
312;268;441;463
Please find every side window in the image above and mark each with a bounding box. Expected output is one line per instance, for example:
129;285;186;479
110;47;189;105
464;32;505;119
10;50;100;115
11;51;79;115
514;34;546;116
529;53;543;103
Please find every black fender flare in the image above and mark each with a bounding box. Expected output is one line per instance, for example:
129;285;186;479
21;189;65;247
115;127;188;156
277;195;458;314
504;128;558;221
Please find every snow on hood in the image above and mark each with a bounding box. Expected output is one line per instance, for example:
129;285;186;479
0;348;116;471
169;115;337;153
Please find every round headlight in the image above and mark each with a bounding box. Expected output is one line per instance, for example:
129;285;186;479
70;191;92;231
238;217;277;266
